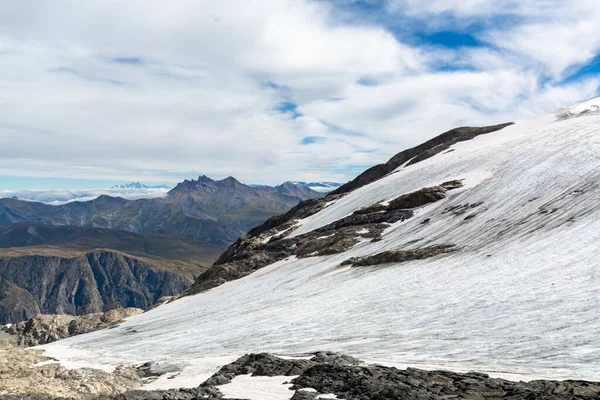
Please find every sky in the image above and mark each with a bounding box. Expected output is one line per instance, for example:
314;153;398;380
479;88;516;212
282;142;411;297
1;0;600;189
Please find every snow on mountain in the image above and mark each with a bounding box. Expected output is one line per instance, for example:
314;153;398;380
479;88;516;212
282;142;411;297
249;181;343;192
41;98;600;388
111;182;171;189
289;181;344;193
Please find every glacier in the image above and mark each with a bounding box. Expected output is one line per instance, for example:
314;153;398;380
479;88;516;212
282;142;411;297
40;98;600;388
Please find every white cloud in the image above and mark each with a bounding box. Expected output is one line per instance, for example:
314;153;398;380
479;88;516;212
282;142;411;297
0;0;598;185
2;187;170;205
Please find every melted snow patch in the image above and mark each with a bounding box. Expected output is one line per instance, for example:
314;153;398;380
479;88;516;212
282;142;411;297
142;356;238;390
217;374;296;400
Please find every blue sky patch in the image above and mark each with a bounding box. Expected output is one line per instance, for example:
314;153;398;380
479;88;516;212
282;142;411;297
561;55;600;85
274;102;302;119
416;31;480;48
300;136;327;145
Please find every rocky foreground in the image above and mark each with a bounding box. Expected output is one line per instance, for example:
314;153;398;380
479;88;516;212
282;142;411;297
5;308;144;346
2;347;599;400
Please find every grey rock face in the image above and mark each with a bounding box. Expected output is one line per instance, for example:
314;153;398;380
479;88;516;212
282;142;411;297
6;308;144;346
0;250;195;324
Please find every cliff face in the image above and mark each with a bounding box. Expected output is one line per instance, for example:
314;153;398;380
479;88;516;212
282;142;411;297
0;250;199;324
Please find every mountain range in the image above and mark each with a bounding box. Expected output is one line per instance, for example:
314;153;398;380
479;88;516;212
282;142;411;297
0;176;322;247
0;176;322;323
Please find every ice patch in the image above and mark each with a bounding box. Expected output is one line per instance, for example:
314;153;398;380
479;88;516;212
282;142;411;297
217;374;296;400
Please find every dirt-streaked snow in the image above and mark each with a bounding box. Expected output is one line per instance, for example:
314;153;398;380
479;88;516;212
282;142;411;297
40;99;600;389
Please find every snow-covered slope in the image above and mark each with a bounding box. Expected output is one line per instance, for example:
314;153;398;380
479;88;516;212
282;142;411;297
290;181;343;193
41;99;600;387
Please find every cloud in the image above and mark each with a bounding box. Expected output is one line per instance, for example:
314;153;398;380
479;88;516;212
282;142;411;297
1;187;171;205
0;0;598;185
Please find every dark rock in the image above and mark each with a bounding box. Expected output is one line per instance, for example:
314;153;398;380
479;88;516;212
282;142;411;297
443;201;484;216
355;180;463;216
310;351;362;366
291;390;318;400
341;244;457;267
331;123;512;196
202;353;316;387
291;360;600;400
102;353;600;400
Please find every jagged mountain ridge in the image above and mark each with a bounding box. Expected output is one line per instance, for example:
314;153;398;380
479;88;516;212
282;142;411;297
0;176;322;247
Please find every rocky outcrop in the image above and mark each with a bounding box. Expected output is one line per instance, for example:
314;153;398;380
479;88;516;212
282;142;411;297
186;181;463;295
341;244;457;267
0;339;143;399
6;308;143;346
3;348;598;399
0;250;198;324
331;123;512;196
292;359;600;400
109;353;600;400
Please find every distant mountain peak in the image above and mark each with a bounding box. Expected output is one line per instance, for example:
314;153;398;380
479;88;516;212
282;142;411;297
288;181;344;193
221;176;241;185
112;182;170;190
197;175;215;183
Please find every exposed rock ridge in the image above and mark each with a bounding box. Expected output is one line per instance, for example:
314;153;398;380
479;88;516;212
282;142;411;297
186;181;463;295
330;123;512;196
341;244;457;267
111;353;600;400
